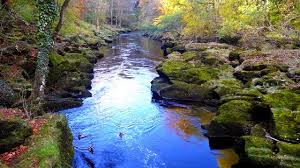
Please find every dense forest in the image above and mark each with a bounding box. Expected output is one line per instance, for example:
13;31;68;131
0;0;300;168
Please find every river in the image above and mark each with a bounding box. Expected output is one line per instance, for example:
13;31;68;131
62;33;239;168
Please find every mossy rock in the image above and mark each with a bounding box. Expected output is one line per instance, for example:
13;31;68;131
202;49;231;65
158;80;213;102
242;136;278;167
82;49;98;63
157;60;220;84
49;51;65;67
208;100;254;137
251;71;295;91
0;119;32;153
182;51;198;61
55;72;92;89
220;89;263;104
64;53;93;73
263;90;300;111
250;124;267;137
203;78;242;97
271;108;300;142
0;79;16;106
277;142;300;168
185;42;232;51
14;114;74;168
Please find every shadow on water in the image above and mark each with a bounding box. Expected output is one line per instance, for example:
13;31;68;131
62;32;239;168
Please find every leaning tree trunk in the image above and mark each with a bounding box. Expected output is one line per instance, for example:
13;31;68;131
54;0;71;35
31;48;49;100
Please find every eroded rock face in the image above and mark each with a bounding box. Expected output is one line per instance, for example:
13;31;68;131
0;119;32;153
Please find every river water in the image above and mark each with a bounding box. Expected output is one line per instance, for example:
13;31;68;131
63;33;238;168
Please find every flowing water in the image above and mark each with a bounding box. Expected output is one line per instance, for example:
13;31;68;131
63;33;239;168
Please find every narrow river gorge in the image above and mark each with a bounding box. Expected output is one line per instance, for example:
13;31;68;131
63;33;239;168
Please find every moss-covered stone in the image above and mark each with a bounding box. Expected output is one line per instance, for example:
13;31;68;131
182;51;198;61
252;71;295;91
158;80;213;102
271;108;300;141
14;114;74;168
157;60;221;84
263;90;300;110
242;136;278;167
208;100;254;137
0;80;16;107
0;119;32;153
204;78;242;97
250;124;266;137
277;142;300;168
64;53;93;73
49;51;65;67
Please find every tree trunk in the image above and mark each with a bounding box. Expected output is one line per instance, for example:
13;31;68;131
30;49;49;102
54;0;71;35
110;0;114;25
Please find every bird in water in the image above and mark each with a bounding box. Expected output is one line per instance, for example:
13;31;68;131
88;144;94;154
78;133;88;140
119;132;125;138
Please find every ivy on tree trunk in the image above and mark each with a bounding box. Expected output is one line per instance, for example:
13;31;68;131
31;0;57;102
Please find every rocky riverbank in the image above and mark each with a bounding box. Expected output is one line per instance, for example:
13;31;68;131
0;11;129;167
152;40;300;167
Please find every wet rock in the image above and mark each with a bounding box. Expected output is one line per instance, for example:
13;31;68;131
0;119;32;153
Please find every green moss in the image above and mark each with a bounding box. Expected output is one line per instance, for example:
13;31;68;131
277;142;300;168
158;60;192;77
208;100;255;137
215;79;242;97
159;80;212;101
272;108;300;141
14;114;74;168
215;100;253;125
11;0;36;22
263;90;300;110
242;136;278;167
49;52;66;67
250;124;266;137
182;51;197;61
63;53;93;73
